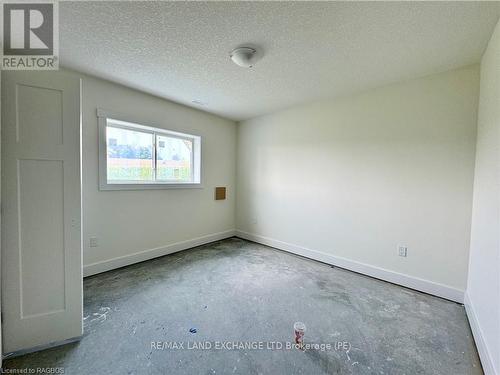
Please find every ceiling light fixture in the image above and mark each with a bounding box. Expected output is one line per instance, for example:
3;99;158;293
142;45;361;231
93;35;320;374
230;46;261;68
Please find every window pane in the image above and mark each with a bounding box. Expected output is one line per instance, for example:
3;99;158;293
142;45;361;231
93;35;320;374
156;135;193;182
106;126;154;182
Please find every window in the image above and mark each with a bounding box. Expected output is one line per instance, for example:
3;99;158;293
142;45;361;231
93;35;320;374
98;110;201;190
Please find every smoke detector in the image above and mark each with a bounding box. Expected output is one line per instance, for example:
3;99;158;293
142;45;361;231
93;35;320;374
230;46;261;68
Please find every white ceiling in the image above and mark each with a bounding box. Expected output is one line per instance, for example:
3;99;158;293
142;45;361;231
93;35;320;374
60;2;500;121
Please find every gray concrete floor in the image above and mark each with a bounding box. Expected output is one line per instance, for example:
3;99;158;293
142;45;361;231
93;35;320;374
4;238;481;374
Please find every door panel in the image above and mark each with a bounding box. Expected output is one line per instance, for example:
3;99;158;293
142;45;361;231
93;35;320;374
18;159;65;318
17;84;63;145
2;70;82;354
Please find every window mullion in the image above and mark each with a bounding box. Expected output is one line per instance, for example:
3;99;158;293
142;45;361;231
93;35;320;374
152;132;157;182
190;140;194;182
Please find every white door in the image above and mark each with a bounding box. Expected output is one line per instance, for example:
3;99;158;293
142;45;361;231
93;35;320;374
1;70;82;354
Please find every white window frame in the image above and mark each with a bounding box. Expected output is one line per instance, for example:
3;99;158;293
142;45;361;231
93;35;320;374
97;109;202;190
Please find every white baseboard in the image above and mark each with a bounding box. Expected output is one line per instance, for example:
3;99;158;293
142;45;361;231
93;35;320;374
235;230;464;303
464;292;498;375
83;229;236;277
83;228;465;302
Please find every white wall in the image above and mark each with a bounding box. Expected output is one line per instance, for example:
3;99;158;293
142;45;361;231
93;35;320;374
466;18;500;375
74;70;237;274
236;66;479;299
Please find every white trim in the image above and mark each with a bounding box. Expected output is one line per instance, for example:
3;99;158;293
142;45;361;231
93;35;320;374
235;230;464;303
83;230;236;277
464;292;498;375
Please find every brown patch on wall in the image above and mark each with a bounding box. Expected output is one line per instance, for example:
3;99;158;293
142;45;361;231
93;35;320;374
215;187;226;200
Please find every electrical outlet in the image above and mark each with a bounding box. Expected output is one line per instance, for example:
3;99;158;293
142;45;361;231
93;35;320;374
89;237;98;248
398;246;408;257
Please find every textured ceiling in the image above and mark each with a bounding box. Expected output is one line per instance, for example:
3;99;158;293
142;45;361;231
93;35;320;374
60;2;500;121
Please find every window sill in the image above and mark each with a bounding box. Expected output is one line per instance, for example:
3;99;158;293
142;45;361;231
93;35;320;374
99;182;203;191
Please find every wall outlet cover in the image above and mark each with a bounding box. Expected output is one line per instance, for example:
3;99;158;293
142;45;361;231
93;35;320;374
89;237;98;248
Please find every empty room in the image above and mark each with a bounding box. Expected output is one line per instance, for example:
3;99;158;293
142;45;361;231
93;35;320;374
1;1;499;374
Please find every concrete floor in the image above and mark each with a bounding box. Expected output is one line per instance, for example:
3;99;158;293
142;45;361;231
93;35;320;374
4;238;481;374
